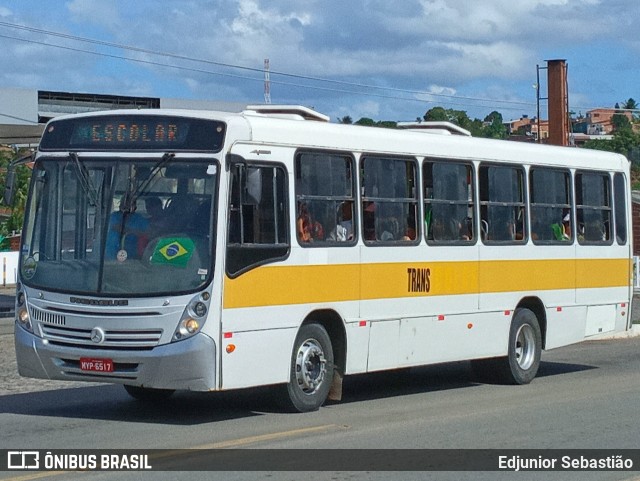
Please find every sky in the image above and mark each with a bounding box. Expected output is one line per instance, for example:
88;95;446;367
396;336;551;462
0;0;639;124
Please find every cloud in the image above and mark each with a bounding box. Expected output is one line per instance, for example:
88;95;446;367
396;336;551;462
0;0;638;122
66;0;122;29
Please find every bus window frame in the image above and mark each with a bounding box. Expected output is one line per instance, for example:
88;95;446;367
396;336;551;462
423;158;477;247
294;149;358;248
479;162;528;245
613;172;628;246
529;166;574;246
575;169;614;246
225;159;291;278
360;154;420;247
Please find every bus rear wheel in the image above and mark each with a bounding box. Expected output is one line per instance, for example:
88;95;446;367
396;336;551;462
498;308;542;384
282;323;334;413
472;308;542;385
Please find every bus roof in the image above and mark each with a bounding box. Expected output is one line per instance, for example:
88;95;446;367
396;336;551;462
41;106;629;172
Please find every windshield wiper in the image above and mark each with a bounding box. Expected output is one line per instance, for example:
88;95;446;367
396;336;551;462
70;152;101;207
129;152;175;206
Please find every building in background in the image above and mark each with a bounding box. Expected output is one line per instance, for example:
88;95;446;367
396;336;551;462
0;87;247;146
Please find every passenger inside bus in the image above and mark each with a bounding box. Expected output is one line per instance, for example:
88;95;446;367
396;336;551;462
363;202;376;241
337;201;354;240
297;202;324;242
403;215;416;241
144;196;164;223
164;193;198;232
105;194;149;260
328;202;354;242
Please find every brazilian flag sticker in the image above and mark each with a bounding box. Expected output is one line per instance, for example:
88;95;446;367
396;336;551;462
151;237;195;267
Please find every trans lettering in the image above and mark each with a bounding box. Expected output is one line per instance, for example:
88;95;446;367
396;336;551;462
407;267;431;293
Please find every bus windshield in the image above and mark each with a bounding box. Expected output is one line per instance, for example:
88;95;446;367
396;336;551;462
20;155;218;296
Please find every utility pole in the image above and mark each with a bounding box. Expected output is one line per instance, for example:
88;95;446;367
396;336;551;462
535;64;545;143
264;58;271;104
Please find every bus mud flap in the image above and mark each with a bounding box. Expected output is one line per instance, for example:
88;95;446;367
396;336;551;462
327;369;343;401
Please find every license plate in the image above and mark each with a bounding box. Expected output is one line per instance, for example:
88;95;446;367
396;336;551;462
79;357;114;373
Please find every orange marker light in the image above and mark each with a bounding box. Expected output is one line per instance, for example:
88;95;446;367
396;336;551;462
467;323;473;329
226;344;236;353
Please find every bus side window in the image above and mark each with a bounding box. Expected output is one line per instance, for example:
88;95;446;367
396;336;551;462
576;171;612;244
226;162;289;277
479;164;526;244
614;173;627;245
529;168;572;244
295;152;356;245
424;160;474;244
361;156;418;245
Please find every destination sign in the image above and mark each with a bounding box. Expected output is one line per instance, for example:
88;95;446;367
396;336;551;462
39;115;226;152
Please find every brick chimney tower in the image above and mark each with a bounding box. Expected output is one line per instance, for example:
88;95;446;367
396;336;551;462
547;59;569;146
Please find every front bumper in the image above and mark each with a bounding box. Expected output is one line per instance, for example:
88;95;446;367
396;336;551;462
14;324;217;391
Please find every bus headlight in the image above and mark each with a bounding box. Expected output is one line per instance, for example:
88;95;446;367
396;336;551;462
17;306;32;332
191;301;207;318
173;318;200;341
172;292;211;342
16;287;32;332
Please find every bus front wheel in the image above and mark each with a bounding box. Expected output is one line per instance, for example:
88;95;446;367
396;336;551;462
282;323;334;413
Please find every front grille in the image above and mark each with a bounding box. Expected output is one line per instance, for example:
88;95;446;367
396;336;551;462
30;306;66;326
40;324;163;349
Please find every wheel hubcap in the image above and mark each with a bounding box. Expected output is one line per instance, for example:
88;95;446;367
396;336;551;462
514;324;536;370
294;338;326;394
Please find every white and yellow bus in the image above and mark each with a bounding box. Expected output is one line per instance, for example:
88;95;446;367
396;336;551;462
13;105;632;412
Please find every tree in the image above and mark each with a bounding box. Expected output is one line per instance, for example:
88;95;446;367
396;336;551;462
583;127;640;156
612;113;632;132
483;115;507;139
354;117;375;127
621;98;638;110
338;115;353;124
621;98;639;121
354;118;397;129
423;107;448;122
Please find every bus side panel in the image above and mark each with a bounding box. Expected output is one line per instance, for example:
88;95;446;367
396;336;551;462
219;319;296;390
366;319;400;372
365;309;511;373
397;312;510;368
544;305;587;350
345;320;371;374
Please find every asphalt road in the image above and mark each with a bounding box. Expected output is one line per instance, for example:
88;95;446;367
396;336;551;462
0;333;639;481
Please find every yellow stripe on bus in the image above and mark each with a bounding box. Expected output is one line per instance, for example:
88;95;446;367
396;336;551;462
223;258;630;309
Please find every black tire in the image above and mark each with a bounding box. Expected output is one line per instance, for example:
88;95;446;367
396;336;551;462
281;323;334;413
123;385;175;402
494;308;542;384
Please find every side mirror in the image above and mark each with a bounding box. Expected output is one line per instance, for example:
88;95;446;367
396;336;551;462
3;165;16;206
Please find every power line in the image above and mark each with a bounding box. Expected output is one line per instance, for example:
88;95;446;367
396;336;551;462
0;32;533;114
0;111;39;124
0;21;538;112
0;20;538;108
